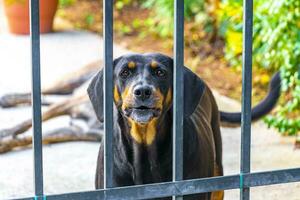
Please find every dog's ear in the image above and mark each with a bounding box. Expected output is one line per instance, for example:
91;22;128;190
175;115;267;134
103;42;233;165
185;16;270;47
88;69;104;122
183;67;206;117
87;56;123;122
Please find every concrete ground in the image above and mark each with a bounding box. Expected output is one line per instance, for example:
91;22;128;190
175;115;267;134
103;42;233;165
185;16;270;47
0;5;300;200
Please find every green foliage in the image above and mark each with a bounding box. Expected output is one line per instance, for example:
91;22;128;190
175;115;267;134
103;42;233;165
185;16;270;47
143;0;212;37
85;14;95;26
115;0;133;10
59;0;76;8
114;0;144;35
115;21;133;35
218;0;300;135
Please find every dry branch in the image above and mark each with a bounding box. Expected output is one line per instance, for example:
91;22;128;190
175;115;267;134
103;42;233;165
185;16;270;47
0;93;52;108
0;94;89;139
0;126;102;153
0;60;103;153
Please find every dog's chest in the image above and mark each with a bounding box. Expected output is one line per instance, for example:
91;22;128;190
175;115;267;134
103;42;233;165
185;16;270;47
114;140;172;186
138;147;172;184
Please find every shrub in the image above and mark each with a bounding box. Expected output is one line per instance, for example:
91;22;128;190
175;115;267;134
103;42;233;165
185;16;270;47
218;0;300;135
143;0;217;37
59;0;76;8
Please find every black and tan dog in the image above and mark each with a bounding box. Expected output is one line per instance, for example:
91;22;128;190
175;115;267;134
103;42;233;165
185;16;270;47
88;53;281;200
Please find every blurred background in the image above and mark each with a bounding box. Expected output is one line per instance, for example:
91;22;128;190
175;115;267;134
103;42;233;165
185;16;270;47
50;0;299;137
0;0;299;199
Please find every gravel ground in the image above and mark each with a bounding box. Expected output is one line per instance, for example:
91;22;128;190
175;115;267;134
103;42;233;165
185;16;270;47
0;7;299;199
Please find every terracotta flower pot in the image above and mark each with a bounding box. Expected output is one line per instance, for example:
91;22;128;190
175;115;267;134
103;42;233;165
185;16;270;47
3;0;58;34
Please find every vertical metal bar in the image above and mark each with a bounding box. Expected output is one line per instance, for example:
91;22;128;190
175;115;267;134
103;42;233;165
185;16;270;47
29;0;44;198
240;0;253;199
173;0;184;199
103;0;114;190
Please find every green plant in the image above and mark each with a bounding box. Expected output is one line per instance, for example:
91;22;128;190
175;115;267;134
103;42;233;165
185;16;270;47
143;0;215;37
59;0;76;8
85;13;95;26
218;0;300;135
115;0;133;10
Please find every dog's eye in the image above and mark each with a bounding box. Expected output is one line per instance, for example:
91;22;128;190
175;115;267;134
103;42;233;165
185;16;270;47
155;69;166;77
120;68;131;78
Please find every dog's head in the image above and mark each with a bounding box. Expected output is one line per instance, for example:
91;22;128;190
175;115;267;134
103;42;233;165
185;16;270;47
88;53;204;145
88;53;173;124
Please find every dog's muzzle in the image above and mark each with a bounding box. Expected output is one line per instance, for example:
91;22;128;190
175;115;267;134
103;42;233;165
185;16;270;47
123;84;163;124
124;106;161;124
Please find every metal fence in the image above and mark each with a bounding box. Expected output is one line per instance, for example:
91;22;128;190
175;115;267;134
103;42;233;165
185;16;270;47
10;0;300;199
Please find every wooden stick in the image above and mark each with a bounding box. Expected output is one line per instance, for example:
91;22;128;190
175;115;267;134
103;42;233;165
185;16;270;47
0;126;102;153
0;94;89;139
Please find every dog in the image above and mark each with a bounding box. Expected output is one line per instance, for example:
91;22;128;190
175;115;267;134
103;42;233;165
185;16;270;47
88;53;281;200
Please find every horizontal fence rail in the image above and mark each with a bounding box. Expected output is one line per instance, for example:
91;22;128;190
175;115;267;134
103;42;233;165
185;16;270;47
12;168;300;200
6;0;300;199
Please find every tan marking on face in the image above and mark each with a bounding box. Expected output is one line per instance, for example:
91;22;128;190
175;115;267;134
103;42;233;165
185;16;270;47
128;61;136;69
114;86;121;103
145;119;158;145
121;86;133;110
153;89;164;110
128;118;158;145
122;87;162;145
150;60;158;68
165;88;172;107
128;118;143;144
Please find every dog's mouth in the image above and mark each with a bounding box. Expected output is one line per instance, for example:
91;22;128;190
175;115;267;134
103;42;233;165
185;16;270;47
124;106;161;124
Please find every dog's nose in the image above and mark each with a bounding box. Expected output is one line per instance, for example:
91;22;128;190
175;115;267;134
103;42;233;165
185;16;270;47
134;86;152;101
